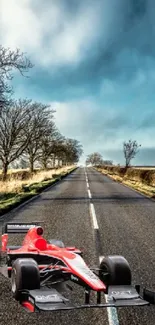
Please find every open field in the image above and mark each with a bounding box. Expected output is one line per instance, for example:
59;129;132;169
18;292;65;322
96;166;155;198
0;166;75;216
133;167;155;169
0;169;29;174
0;166;74;194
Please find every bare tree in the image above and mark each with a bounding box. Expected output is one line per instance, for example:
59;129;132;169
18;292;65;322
123;140;141;168
63;139;83;165
52;138;69;167
86;152;103;166
39;127;62;170
23;103;55;172
0;79;12;109
48;138;83;167
0;45;33;107
19;157;29;169
0;99;32;180
48;137;69;168
103;160;113;166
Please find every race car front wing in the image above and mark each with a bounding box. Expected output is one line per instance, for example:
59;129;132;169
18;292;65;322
20;285;155;312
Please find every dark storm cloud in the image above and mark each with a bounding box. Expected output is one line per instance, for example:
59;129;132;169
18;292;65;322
63;0;155;83
37;1;154;81
84;0;155;82
13;0;155;96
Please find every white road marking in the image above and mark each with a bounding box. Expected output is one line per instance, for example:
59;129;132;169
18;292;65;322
98;255;120;325
85;170;120;325
89;203;99;230
88;189;92;199
105;296;120;325
99;255;104;263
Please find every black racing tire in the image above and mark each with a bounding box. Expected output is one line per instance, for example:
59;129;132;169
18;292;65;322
48;239;65;248
11;258;40;301
99;255;132;291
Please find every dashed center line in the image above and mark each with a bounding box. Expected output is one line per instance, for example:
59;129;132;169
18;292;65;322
85;168;120;325
88;189;92;199
89;203;99;229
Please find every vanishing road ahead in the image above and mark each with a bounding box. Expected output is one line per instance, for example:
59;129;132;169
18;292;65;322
0;167;155;325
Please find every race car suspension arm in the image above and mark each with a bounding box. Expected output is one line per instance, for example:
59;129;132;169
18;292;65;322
40;261;71;286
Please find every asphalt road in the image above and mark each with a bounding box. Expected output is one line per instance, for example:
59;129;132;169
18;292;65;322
0;167;155;325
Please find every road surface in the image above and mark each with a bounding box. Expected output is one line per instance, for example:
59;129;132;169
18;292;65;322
0;167;155;325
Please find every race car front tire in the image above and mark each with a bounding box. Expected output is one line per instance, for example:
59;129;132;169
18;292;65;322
11;258;40;300
99;255;132;292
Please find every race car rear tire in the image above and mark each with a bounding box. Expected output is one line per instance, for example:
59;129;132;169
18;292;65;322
99;255;131;292
11;258;40;300
48;239;65;248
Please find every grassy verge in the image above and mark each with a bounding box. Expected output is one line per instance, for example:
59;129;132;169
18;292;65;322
96;167;155;199
0;166;77;216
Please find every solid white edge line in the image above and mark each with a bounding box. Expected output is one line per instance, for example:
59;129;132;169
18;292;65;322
89;203;99;229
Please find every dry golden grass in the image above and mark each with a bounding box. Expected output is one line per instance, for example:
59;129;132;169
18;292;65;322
97;168;155;199
0;166;74;194
133;167;155;170
0;168;28;175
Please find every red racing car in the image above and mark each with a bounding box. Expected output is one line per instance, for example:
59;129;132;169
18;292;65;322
0;222;155;312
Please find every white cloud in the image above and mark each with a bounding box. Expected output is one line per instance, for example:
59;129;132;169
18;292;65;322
53;98;155;158
1;0;42;51
1;0;102;67
53;99;97;137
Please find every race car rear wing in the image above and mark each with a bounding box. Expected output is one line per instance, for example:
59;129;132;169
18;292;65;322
2;222;43;234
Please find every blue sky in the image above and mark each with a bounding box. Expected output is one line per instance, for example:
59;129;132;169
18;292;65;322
1;0;155;165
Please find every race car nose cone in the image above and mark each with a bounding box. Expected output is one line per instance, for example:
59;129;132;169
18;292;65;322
36;227;43;236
